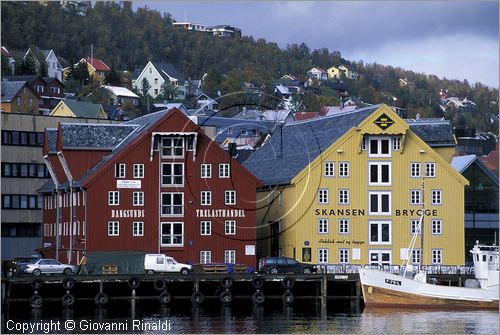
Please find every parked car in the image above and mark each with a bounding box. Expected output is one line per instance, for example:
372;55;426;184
144;254;192;274
258;257;317;274
3;255;40;276
20;259;77;276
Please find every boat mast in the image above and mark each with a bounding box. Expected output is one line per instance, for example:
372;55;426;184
420;175;425;268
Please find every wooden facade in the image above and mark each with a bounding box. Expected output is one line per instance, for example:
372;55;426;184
39;108;260;269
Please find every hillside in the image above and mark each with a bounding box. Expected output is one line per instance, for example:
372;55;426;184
1;1;498;132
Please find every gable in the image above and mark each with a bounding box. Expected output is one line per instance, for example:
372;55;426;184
358;105;409;135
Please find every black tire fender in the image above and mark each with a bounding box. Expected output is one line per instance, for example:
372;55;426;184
252;291;266;305
128;277;141;289
220;290;232;304
62;277;76;290
251;276;264;289
220;276;233;289
62;293;76;307
29;294;43;309
154;278;167;291
159;291;172;305
95;292;109;307
282;277;295;290
191;291;205;305
282;291;294;305
31;278;43;290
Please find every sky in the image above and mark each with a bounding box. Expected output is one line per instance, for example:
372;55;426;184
133;1;499;88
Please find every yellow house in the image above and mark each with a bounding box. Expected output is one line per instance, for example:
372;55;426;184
50;100;107;119
63;58;111;83
327;65;359;80
244;104;468;267
327;66;342;79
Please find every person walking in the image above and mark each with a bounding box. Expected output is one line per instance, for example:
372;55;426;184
78;252;88;275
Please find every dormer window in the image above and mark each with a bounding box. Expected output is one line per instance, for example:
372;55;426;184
161;137;184;158
368;136;391;157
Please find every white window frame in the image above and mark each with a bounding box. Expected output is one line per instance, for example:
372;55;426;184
338;162;350;177
224;220;236;235
201;164;212;178
200;251;212;264
318;188;329;205
224;190;236;205
339;248;349;264
133;221;144;236
339;219;350;235
108;221;119;236
324;161;334;177
200;221;211;235
368;162;391;186
219;163;230;178
368;136;391;157
224;250;236;264
318;248;328;264
339;189;349;205
201;191;212;206
410;219;421;235
425;162;436;178
108;191;119;206
393;136;401;151
410;189;422;205
411;249;422;265
133;191;144;206
161;137;184;158
133;164;144;178
369;250;392;266
432;219;442;235
432;249;443;264
369;220;392;245
161;192;184;216
431;190;442;205
410;162;421;178
317;218;328;234
160;222;184;246
115;163;125;178
161;163;184;186
368;191;391;215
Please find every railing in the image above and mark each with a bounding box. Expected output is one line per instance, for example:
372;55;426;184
315;264;475;275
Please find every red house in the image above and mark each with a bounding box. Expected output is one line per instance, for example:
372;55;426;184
38;108;260;269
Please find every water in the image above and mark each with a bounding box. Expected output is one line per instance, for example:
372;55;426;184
2;301;498;334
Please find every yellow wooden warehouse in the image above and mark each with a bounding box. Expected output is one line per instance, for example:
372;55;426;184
244;104;468;267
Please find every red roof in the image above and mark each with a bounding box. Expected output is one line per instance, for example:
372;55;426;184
294;112;319;121
85;58;110;71
1;46;12;57
479;143;499;175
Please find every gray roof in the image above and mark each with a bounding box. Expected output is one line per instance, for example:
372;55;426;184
451;154;499;185
46;128;58;152
1;81;26;102
243;105;380;186
60;124;139;149
406;119;455;146
62;100;103;118
152;62;185;84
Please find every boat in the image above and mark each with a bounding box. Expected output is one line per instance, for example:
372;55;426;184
359;178;499;309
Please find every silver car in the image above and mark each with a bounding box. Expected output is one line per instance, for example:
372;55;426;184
23;259;77;276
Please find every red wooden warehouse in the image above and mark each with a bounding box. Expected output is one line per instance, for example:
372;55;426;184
38;108;260;269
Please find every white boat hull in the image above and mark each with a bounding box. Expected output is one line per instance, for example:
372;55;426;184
359;268;499;309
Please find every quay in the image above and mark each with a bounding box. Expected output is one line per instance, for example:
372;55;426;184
1;270;473;310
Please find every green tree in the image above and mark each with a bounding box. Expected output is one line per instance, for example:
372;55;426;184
139;78;152;111
158;81;179;101
105;65;121;86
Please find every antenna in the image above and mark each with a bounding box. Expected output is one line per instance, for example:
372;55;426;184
184;9;187;22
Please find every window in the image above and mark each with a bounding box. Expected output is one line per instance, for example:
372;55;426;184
161;193;183;216
161;163;184;186
425;162;436;177
410;163;421;178
162;138;184;158
201;191;212;206
339;189;349;204
317;218;328;234
410;190;421;205
200;221;211;235
369;220;391;245
108;221;119;236
369;250;391;266
108;191;119;206
35;85;44;93
225;190;236;205
227;127;233;134
161;222;183;246
339;249;349;264
431;190;442;205
324;162;334;177
339;219;350;234
200;251;211;264
133;192;144;206
410;219;421;235
339;162;350;177
149;68;152;74
432;249;442;264
115;163;125;178
369;137;391;157
432;219;442;235
219;164;230;178
201;164;212;178
369;162;391;185
318;249;328;264
225;220;236;235
411;249;422;265
225;250;236;264
29;98;33;106
154;89;158;95
154;78;158;84
361;136;367;150
133;164;144;178
133;222;144;236
369;191;391;215
318;189;329;204
186;137;194;151
392;136;402;151
16;97;21;106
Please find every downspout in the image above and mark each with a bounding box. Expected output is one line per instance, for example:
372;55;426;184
80;187;87;254
57;151;74;264
43;155;60;261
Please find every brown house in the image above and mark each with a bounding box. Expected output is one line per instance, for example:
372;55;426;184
1;81;40;114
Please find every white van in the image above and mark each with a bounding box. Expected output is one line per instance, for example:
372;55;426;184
144;254;192;274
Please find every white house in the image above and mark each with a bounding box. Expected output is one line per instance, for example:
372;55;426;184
24;48;63;81
306;67;328;81
132;61;187;101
